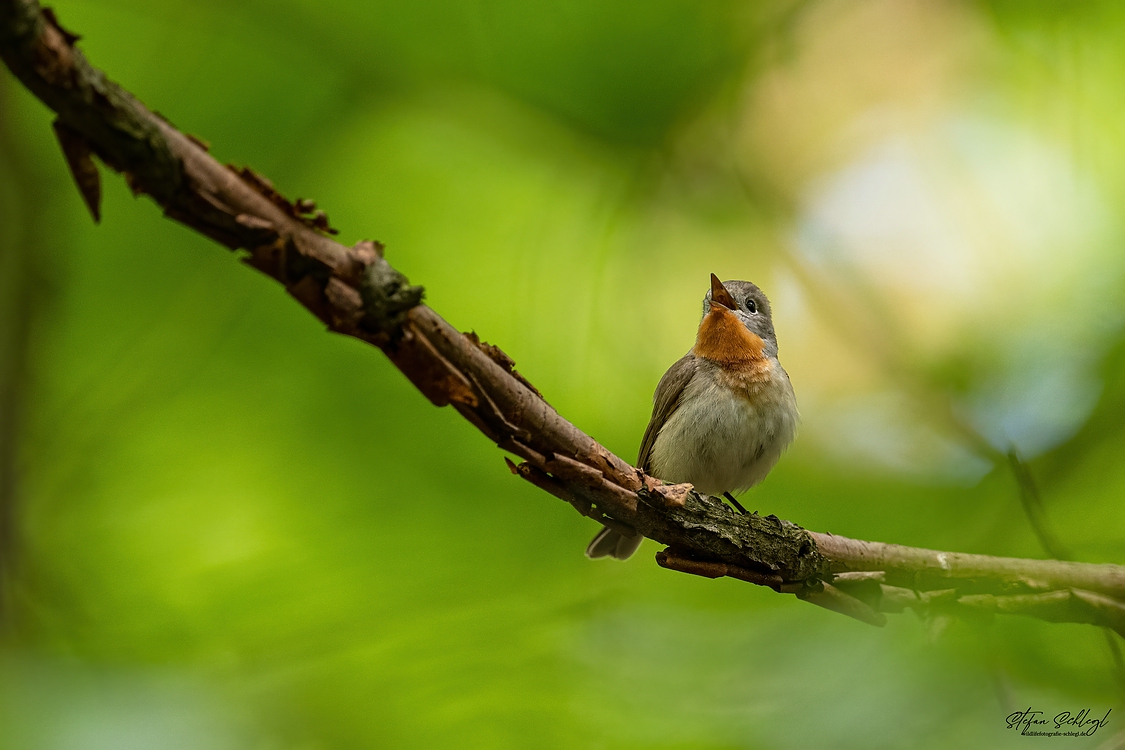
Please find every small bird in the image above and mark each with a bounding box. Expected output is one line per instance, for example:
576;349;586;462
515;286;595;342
586;274;798;560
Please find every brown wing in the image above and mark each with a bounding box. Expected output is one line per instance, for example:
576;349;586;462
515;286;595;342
637;354;698;472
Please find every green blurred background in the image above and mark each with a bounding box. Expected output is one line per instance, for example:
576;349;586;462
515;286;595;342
2;0;1125;747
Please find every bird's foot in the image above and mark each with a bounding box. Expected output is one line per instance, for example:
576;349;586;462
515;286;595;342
722;492;749;515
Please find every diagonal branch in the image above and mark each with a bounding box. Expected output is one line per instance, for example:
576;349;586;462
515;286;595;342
3;0;1124;636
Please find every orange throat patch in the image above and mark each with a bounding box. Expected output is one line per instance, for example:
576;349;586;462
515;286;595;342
692;306;768;372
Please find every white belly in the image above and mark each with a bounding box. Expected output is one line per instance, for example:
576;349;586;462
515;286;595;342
648;366;797;495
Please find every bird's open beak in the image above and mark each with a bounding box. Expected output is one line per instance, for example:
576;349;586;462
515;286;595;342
709;273;737;311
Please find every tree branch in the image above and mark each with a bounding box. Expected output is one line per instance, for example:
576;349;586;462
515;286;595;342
3;0;1124;635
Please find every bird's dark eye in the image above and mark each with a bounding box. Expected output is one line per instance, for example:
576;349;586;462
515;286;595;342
746;299;757;314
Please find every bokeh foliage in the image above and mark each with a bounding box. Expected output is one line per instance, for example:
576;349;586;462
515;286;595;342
2;0;1124;747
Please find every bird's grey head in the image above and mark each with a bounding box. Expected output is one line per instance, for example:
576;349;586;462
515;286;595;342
702;277;780;357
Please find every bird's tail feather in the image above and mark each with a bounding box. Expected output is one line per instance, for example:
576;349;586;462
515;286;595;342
585;526;643;560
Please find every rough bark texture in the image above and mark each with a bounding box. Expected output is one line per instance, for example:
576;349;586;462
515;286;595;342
3;0;1124;635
